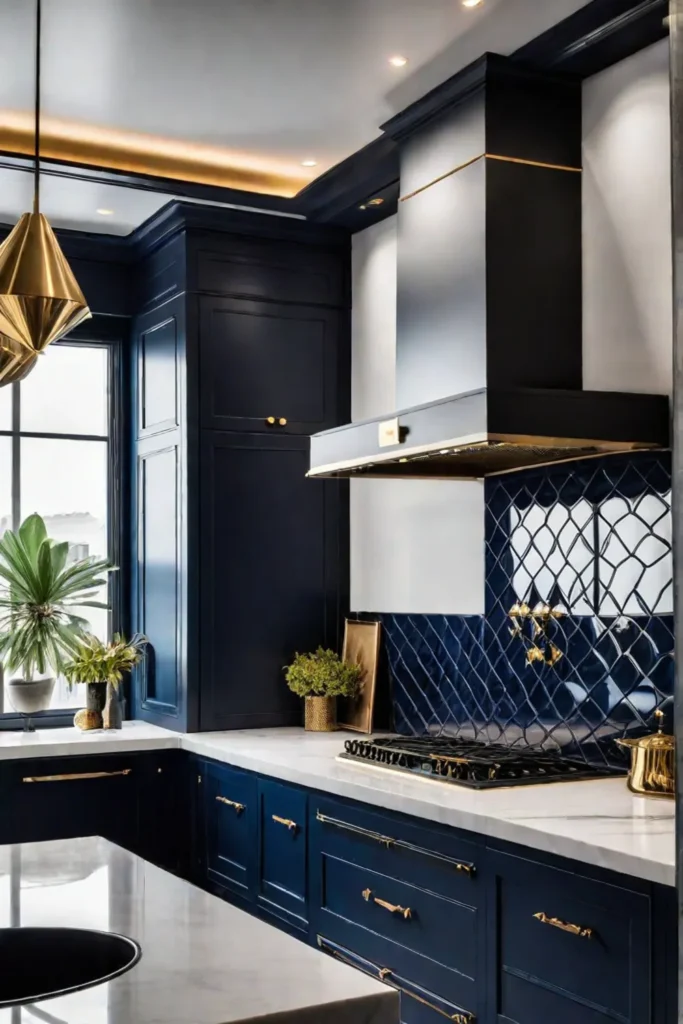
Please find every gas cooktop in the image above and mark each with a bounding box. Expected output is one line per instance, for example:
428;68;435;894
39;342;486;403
339;736;625;790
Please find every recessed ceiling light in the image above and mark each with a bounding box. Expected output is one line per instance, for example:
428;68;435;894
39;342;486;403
96;208;114;216
462;0;483;7
301;159;317;167
389;55;408;67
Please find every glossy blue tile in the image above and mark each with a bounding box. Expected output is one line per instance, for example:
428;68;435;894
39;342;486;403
356;452;673;766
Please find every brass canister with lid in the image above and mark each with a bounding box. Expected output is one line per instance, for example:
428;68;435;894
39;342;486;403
615;710;675;798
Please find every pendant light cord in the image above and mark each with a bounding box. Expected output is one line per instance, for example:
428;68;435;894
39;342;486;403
33;0;41;214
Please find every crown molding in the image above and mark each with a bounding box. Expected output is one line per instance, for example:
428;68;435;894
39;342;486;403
0;0;666;237
515;0;668;76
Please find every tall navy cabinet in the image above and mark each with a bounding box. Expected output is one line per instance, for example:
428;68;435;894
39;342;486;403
132;207;350;732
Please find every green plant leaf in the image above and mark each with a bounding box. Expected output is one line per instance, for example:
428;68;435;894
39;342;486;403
18;514;47;564
49;541;69;580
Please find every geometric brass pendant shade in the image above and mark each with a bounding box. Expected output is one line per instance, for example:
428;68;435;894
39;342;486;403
0;0;90;386
0;333;38;385
0;212;91;353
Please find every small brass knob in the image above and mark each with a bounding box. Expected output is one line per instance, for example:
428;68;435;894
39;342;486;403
266;416;276;426
278;418;287;426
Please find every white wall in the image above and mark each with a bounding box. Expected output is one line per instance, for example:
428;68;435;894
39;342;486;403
350;41;673;615
350;217;486;615
583;39;672;395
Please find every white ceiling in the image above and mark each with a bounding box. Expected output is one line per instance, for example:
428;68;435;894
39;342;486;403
0;0;593;231
0;167;174;235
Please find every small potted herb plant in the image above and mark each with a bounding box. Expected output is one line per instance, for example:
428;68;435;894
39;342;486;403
284;647;362;732
0;514;113;728
64;633;148;730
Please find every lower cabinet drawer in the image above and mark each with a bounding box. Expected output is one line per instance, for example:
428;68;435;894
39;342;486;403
318;935;475;1024
316;850;478;1014
257;778;308;930
204;761;257;897
494;849;651;1023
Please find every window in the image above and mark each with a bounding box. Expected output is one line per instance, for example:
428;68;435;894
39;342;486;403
510;491;673;617
0;340;119;715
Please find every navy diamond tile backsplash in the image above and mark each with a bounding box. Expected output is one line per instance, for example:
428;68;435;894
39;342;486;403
357;452;673;766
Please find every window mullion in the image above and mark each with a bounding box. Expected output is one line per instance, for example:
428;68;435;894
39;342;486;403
11;381;20;530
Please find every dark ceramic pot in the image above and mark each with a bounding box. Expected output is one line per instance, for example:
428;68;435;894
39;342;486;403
103;683;122;730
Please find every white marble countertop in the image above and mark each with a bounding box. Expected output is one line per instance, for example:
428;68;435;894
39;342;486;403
0;720;177;759
183;728;676;888
0;723;673;887
0;836;396;1024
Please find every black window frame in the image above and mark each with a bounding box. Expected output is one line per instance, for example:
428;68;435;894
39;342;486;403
0;317;128;729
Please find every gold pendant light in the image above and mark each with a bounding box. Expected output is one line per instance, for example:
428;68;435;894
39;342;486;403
0;0;90;380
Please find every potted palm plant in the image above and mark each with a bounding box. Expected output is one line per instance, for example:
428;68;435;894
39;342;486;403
64;633;147;730
284;647;362;731
0;514;114;728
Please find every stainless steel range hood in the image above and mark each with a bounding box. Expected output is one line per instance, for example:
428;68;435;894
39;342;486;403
309;54;670;481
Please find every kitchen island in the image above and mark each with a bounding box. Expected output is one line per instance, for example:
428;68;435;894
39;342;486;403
0;836;396;1024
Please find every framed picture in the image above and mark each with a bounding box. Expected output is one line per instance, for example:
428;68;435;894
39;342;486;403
338;619;381;734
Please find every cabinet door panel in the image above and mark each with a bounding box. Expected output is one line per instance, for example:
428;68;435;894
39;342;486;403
199;432;343;730
491;848;651;1024
204;761;257;897
196;238;345;307
258;780;308;931
4;755;139;850
199;297;343;433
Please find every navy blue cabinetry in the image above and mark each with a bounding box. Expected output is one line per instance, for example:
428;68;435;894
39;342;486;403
201;760;258;899
311;797;482;1023
257;779;308;931
486;845;652;1024
132;217;350;733
3;754;139;851
189;756;676;1024
199;297;344;435
199;431;345;730
131;292;193;731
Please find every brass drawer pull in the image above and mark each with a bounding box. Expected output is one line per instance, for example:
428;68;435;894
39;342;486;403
216;796;245;813
272;815;298;832
266;416;276;425
23;770;132;783
317;936;475;1023
362;887;412;920
316;811;476;875
278;417;287;426
533;912;593;938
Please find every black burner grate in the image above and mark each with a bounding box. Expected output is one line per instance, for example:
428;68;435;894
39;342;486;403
341;736;625;789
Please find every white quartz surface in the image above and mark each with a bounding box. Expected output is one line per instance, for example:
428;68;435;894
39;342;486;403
0;720;177;759
182;729;676;888
0;837;397;1024
0;723;673;887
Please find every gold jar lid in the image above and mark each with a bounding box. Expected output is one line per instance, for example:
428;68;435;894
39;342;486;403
623;709;674;752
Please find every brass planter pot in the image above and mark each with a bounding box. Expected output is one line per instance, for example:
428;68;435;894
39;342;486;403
305;696;337;732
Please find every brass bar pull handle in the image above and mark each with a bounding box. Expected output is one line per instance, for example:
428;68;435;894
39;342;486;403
362;887;412;920
272;815;298;832
533;912;593;938
316;811;395;849
317;936;474;1022
216;796;245;813
23;770;132;783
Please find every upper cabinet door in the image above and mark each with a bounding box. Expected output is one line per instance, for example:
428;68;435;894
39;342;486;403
199;296;346;434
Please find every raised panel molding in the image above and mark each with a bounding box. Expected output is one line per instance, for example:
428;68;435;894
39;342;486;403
198;296;342;434
136;443;182;718
195;242;345;308
138;316;179;436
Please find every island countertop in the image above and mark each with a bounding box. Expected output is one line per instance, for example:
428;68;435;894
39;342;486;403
0;836;396;1024
0;723;673;887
